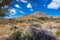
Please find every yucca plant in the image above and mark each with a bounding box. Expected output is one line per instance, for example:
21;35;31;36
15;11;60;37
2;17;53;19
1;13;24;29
9;26;21;40
12;30;21;40
23;32;32;40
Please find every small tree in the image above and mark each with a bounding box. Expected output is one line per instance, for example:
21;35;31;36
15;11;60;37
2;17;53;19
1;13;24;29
0;0;12;17
0;0;12;7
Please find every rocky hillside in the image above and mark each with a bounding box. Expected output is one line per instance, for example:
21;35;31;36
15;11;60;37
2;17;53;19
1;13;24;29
0;12;47;24
0;12;60;40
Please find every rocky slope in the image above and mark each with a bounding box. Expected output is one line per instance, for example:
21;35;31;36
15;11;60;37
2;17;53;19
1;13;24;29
0;12;60;40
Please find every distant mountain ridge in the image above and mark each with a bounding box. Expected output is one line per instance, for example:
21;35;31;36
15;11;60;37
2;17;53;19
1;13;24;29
18;11;48;19
29;12;48;17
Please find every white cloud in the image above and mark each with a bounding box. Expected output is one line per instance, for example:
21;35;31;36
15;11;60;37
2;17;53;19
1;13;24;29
19;11;25;14
47;0;60;9
21;0;27;3
52;0;60;4
16;0;27;3
48;2;60;9
8;8;16;15
30;9;33;11
15;4;21;8
27;3;32;8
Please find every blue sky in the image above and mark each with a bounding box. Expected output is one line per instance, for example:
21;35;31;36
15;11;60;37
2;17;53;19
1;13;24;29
2;0;60;18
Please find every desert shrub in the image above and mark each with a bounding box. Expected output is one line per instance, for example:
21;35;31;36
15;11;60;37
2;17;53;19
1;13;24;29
28;19;31;21
40;21;44;24
17;20;24;23
19;23;29;27
30;23;42;28
55;21;60;23
38;17;45;20
10;26;18;30
56;30;60;37
31;24;38;27
38;17;48;20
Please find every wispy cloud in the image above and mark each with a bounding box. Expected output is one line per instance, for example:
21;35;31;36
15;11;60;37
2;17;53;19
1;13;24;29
15;4;21;8
27;3;32;8
16;0;27;3
8;8;16;15
47;0;60;9
30;9;33;11
19;10;25;14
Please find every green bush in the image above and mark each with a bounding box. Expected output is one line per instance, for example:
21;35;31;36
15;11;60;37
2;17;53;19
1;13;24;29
56;30;60;37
